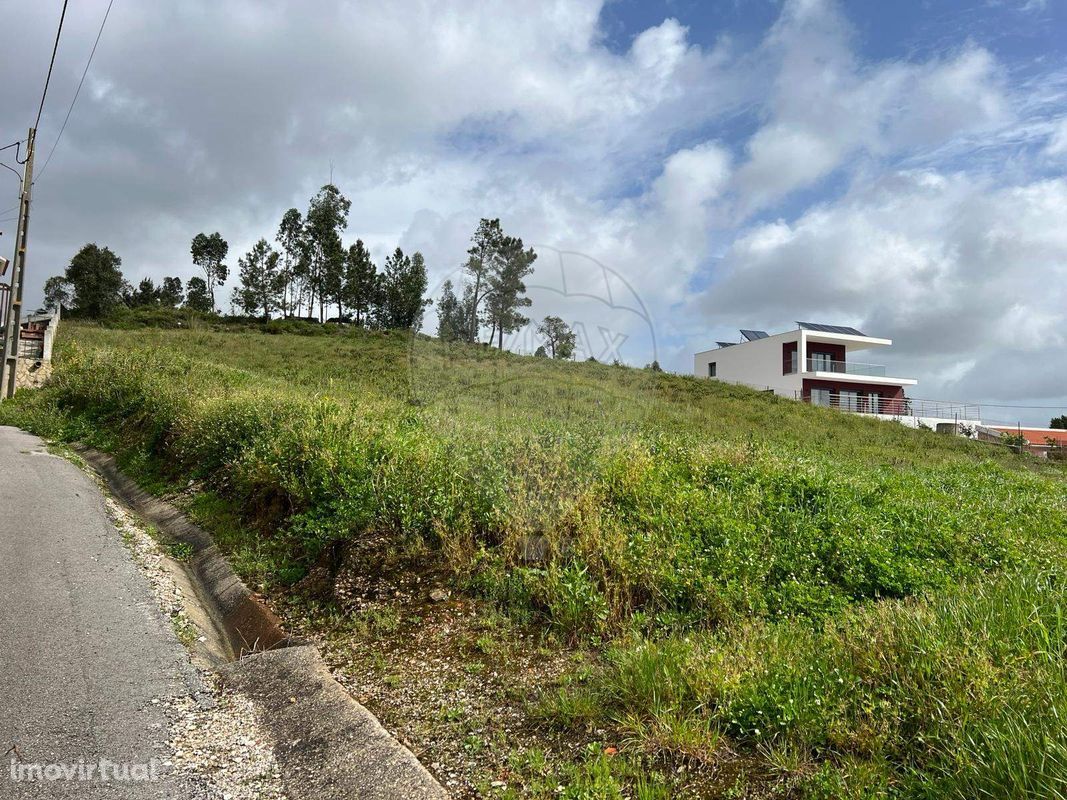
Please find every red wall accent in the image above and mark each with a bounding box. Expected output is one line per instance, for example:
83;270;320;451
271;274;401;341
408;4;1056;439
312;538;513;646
803;379;904;398
782;341;798;374
802;379;906;413
806;342;845;367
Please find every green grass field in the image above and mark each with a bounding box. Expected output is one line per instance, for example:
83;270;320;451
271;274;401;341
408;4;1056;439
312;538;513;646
4;313;1065;798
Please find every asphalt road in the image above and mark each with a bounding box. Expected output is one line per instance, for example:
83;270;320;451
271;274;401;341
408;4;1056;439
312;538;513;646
0;426;205;798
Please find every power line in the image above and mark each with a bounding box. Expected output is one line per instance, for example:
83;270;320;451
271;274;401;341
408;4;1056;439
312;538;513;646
36;0;116;183
32;0;71;136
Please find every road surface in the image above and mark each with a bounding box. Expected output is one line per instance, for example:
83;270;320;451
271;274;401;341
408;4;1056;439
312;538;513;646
0;426;206;798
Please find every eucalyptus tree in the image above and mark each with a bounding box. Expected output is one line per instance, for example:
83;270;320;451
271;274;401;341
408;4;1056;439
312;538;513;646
275;208;305;317
190;232;229;311
64;243;125;318
304;184;351;321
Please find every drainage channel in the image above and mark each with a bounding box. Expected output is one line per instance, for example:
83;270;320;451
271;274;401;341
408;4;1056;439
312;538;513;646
74;445;293;664
74;445;448;800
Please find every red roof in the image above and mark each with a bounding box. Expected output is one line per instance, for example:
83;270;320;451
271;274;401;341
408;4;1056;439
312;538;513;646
989;427;1067;447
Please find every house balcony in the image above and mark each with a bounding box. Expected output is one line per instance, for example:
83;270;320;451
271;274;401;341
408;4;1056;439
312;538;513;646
799;392;981;421
805;357;886;376
799;357;917;388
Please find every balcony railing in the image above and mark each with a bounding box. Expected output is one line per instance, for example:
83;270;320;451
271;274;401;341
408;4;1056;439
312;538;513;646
805;357;886;377
799;392;981;420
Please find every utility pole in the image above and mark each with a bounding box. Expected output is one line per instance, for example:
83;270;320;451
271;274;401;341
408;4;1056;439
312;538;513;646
1;127;36;400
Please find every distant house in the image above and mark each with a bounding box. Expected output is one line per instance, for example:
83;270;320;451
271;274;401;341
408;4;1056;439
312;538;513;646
987;426;1067;459
694;322;979;428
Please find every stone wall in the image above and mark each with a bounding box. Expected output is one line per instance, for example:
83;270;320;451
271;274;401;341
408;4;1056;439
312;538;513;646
15;358;52;390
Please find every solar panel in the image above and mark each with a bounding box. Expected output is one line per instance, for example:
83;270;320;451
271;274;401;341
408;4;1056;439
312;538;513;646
740;329;769;341
716;341;736;348
796;321;865;336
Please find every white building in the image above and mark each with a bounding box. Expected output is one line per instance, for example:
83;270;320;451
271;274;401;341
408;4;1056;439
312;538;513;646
694;322;979;428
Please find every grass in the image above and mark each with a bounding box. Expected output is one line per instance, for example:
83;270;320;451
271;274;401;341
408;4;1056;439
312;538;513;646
2;311;1065;798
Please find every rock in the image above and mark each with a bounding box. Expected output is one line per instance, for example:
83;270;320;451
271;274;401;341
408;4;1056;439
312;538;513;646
429;588;450;603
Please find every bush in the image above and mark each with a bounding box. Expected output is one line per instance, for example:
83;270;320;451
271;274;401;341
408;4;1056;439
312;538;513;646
2;322;1064;798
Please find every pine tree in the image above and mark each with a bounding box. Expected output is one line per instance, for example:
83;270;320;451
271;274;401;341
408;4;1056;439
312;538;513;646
343;240;377;327
379;248;431;331
185;277;213;313
131;278;160;307
232;239;281;320
485;236;536;349
536;316;576;359
436;280;463;341
159;277;184;308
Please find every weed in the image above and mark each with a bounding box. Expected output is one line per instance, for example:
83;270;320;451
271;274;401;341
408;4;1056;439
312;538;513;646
2;320;1065;798
165;541;195;561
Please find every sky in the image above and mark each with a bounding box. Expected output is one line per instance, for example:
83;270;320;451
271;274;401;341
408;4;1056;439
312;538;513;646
1;0;1065;426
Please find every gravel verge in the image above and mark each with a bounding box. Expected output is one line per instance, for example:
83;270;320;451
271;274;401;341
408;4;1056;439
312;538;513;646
103;487;289;800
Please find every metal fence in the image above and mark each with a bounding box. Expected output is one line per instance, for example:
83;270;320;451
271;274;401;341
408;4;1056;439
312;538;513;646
799;392;981;420
805;357;887;377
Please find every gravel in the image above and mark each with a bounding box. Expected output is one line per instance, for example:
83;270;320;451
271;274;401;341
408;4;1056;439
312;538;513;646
104;490;289;800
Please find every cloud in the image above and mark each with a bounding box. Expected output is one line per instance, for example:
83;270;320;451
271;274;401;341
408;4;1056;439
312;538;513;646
699;170;1067;401
1047;117;1067;156
1;0;1064;421
733;0;1007;215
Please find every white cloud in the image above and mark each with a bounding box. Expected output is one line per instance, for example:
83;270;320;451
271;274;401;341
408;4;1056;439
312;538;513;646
733;0;1007;215
699;170;1067;401
1047;117;1067;156
2;0;1064;419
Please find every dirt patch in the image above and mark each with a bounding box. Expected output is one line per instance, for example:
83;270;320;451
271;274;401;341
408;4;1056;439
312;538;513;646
275;538;757;798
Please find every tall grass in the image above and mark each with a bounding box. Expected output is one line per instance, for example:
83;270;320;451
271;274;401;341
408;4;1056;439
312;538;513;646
563;565;1067;798
11;329;1063;631
3;319;1065;797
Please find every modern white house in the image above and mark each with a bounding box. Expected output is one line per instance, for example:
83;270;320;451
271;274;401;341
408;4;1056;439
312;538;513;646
694;322;979;428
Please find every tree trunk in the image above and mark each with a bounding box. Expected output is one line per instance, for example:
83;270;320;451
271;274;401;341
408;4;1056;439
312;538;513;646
470;275;481;341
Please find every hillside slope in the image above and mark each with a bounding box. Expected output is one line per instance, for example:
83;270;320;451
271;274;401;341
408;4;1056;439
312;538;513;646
3;318;1065;798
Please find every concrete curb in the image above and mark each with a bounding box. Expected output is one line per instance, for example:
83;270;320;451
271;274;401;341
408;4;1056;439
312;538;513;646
74;445;290;659
74;446;448;800
223;646;448;800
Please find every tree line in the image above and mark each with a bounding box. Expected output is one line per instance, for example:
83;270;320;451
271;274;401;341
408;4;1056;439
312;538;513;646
224;184;431;328
43;184;431;332
42;193;584;360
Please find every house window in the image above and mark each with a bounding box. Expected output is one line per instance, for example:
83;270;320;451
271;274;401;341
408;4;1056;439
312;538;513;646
811;388;832;407
810;352;834;371
708;362;717;378
864;392;881;413
839;390;859;411
783;342;798;374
